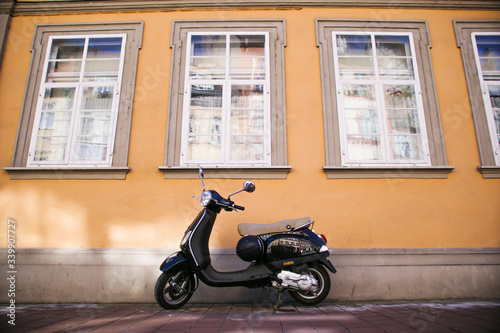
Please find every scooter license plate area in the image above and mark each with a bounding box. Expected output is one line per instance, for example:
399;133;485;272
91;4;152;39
264;234;321;263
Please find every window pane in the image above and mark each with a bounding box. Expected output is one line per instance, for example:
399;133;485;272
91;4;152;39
343;84;377;109
336;35;374;79
191;35;226;56
387;109;421;134
189;35;226;80
475;35;500;81
46;61;82;82
42;87;75;111
338;57;375;79
231;85;264;108
384;85;417;108
344;109;379;134
229;57;266;80
346;135;381;161
489;85;500;108
230;35;265;56
73;136;108;162
87;37;123;58
376;35;412;57
46;38;85;83
230;135;264;161
187;136;222;161
49;38;85;59
37;111;71;136
81;86;114;110
389;135;423;160
495;109;500;134
74;86;115;162
188;109;222;135
229;35;266;80
489;85;500;141
231;109;264;135
190;57;226;80
77;111;111;136
84;59;120;81
378;57;414;80
336;35;372;56
190;85;223;108
33;137;67;162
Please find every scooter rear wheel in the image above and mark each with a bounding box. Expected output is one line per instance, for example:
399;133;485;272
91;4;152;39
155;269;195;309
289;265;331;306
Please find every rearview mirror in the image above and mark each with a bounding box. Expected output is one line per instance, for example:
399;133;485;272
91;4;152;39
228;180;256;200
243;180;255;193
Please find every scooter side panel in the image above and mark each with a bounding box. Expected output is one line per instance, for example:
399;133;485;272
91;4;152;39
263;233;323;263
159;251;190;272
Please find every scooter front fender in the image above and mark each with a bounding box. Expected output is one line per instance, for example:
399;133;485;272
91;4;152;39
159;251;191;272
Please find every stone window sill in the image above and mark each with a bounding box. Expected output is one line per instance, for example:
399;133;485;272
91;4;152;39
323;166;455;179
158;166;292;179
3;167;130;180
478;166;500;179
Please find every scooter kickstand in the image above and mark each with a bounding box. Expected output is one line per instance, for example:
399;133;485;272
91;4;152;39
273;290;284;311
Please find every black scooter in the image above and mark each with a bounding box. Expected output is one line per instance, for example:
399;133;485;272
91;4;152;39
154;168;336;309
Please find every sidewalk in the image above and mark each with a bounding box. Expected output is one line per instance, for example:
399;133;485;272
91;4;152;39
1;300;499;332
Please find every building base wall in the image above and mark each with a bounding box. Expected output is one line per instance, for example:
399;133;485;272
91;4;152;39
1;248;499;304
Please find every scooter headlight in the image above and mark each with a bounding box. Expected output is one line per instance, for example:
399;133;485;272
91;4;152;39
200;191;213;207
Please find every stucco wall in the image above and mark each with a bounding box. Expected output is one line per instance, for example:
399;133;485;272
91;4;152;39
0;5;499;302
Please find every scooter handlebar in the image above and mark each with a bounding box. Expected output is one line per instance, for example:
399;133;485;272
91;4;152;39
232;204;245;211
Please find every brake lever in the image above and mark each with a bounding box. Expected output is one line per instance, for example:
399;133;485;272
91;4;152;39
224;205;239;212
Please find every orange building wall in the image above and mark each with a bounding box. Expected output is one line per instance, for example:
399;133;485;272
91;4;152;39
0;8;499;251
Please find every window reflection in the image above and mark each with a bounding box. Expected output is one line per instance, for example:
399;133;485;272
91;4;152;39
184;33;269;164
32;36;124;165
335;33;427;164
475;35;500;81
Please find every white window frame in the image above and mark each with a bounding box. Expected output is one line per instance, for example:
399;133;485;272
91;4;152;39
316;19;453;179
180;31;271;167
471;32;500;166
332;31;431;167
27;34;127;167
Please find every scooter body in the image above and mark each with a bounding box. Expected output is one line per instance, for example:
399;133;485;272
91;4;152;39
155;168;336;309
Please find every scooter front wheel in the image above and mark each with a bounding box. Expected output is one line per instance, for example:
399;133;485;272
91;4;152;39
154;269;195;309
289;265;331;306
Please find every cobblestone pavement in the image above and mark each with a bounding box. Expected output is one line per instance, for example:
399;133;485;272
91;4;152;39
1;300;499;332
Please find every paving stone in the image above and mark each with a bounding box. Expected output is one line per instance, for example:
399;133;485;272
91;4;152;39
0;300;498;332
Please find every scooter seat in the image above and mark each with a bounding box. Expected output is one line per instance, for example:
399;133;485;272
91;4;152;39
238;217;311;236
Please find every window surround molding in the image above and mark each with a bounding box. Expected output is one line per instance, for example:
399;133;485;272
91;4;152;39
4;21;144;180
0;13;10;71
316;19;454;179
454;20;500;179
159;19;290;179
